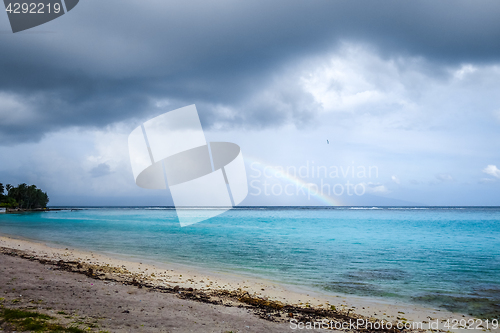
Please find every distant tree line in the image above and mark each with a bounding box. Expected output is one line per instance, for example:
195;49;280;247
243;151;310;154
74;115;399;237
0;183;49;210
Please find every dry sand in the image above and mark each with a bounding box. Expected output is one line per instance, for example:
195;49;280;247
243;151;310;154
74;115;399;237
0;235;496;333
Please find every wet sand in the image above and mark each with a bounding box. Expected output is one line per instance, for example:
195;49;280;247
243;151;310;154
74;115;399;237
0;235;494;333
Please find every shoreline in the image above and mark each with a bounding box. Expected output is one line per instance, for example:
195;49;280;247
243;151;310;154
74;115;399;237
0;235;494;332
2;208;80;213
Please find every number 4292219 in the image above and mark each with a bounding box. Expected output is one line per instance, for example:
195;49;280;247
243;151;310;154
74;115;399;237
5;2;62;14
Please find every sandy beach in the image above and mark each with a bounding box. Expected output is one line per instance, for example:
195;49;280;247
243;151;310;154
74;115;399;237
0;235;496;333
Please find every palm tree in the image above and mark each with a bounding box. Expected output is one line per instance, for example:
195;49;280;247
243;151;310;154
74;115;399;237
3;183;49;209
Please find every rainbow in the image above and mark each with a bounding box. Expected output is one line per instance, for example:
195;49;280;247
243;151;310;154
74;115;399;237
244;156;343;206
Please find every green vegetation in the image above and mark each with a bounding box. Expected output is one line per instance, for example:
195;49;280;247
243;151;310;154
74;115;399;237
2;308;52;321
0;182;49;210
0;308;85;332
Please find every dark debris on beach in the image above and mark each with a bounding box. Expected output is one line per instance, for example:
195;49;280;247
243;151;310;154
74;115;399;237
0;246;422;333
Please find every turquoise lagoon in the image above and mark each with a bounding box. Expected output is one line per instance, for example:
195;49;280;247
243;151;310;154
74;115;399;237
0;207;499;318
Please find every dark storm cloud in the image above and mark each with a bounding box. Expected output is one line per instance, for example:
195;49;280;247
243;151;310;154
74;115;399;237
1;0;500;143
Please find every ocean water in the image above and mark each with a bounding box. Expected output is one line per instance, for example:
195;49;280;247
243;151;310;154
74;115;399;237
1;207;499;318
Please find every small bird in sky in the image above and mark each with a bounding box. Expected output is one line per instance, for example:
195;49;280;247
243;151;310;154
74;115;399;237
327;140;329;144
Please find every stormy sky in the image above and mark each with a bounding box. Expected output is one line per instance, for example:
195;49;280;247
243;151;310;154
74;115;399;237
1;0;500;206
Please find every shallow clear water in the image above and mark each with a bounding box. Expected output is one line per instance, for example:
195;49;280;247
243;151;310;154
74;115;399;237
1;207;499;318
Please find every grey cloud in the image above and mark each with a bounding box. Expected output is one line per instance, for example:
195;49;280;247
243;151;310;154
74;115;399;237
90;163;112;178
195;78;322;130
1;0;500;144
